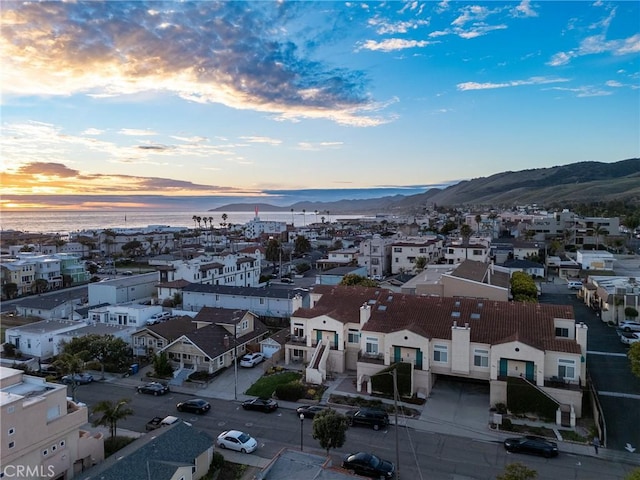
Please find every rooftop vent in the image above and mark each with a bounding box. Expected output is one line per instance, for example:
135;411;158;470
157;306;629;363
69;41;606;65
451;311;461;318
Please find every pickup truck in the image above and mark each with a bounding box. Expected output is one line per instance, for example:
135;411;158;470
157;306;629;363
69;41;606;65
145;415;179;431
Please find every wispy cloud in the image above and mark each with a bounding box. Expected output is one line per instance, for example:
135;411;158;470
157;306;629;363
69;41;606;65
358;38;431;52
0;2;390;127
238;136;283;146
296;141;343;151
457;76;570;91
119;129;158;136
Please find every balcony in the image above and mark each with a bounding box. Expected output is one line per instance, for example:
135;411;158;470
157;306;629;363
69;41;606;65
286;335;307;346
358;352;385;365
544;376;582;391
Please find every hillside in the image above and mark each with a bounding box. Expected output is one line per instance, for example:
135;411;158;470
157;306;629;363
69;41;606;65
211;158;640;214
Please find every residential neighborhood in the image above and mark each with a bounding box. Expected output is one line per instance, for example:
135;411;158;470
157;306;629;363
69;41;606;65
1;206;639;479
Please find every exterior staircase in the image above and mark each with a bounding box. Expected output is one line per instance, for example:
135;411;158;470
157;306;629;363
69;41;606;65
169;367;194;386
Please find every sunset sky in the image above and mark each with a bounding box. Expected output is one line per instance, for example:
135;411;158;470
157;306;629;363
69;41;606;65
1;1;639;211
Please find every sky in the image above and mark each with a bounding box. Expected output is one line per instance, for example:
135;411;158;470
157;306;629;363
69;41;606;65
1;0;639;211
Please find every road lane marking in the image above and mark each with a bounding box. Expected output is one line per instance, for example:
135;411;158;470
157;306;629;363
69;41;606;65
586;351;628;357
598;391;640;400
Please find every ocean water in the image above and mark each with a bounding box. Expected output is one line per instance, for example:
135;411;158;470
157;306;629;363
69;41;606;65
0;210;361;235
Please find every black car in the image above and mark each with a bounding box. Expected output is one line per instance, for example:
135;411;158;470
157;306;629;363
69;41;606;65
296;405;329;419
342;452;395;479
176;399;211;414
241;397;279;413
137;382;170;396
503;435;559;458
61;373;94;385
345;408;389;430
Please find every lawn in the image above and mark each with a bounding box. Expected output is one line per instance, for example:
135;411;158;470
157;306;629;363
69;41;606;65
245;371;301;398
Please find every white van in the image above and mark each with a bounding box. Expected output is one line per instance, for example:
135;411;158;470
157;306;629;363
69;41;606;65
567;281;583;290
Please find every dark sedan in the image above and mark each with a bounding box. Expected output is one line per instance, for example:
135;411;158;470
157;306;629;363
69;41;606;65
296;405;329;419
503;435;559;458
176;399;211;414
137;382;170;396
61;373;94;385
241;397;279;413
342;452;395;479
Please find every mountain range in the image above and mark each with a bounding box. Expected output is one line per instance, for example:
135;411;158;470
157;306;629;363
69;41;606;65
211;158;640;214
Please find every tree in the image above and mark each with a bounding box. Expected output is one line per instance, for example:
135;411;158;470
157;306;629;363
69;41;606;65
629;343;640;379
92;398;134;438
625;307;639;321
496;462;537;480
475;214;482;234
64;334;131;378
625;467;640;480
152;351;174;378
121;240;142;257
592;225;608;251
265;238;282;268
294;235;311;255
53;352;86;401
339;274;378;287
510;271;539;303
3;282;18;299
33;278;48;294
415;256;427;272
312;409;348;455
221;213;228;229
460;224;473;259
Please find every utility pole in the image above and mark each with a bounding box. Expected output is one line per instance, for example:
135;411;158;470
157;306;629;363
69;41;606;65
392;368;400;480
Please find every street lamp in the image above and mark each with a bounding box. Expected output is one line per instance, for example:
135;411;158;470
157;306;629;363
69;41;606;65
299;413;305;451
372;368;400;480
233;320;238;401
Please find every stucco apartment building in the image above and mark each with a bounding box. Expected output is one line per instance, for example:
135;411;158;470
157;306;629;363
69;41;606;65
285;285;587;419
1;366;103;479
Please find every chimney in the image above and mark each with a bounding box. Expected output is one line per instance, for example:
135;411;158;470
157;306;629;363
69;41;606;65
360;303;371;326
223;335;229;348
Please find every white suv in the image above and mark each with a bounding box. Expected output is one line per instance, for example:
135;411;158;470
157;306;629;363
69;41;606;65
620;321;640;332
146;311;170;325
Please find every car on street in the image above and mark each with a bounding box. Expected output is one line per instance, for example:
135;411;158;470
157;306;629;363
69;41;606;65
503;435;559;458
620;321;640;332
146;311;171;325
345;408;389;430
239;352;264;368
280;278;294;284
620;332;640;345
567;280;583;290
342;452;395;479
216;430;258;453
137;382;170;395
176;398;211;414
241;397;279;413
296;405;329;419
61;373;94;385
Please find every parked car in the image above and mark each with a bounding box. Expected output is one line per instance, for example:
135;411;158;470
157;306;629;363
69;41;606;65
567;280;583;290
239;352;264;368
503;435;559;458
137;382;170;396
280;278;294;284
176;398;211;414
146;415;179;431
620;332;640;345
342;452;395;479
620;321;640;332
146;311;171;325
241;397;279;413
345;408;389;430
296;405;329;419
216;430;258;453
61;373;94;385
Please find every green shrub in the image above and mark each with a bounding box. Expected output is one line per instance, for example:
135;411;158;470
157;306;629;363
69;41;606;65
275;381;307;401
501;418;513;430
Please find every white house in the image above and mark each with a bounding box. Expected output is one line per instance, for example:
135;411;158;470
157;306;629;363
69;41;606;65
390;237;443;274
4;320;87;360
88;272;158;306
576;251;614;271
86;303;164;328
182;284;307;319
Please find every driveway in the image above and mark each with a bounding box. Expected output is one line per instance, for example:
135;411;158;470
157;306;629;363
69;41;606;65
539;291;640;452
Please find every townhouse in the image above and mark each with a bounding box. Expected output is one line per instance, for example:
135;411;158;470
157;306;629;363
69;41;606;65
285;285;586;418
1;366;103;479
582;275;640;324
390;237;444;274
444;238;491;264
358;235;394;279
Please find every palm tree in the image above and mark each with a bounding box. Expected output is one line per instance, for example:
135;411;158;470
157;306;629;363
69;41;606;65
302;209;306;227
221;213;228;229
92;398;134;438
196;216;202;228
192;215;197;228
460;224;473;260
475;214;482;234
314;210;318;223
592;225;608;251
290;208;294;225
53;352;86;401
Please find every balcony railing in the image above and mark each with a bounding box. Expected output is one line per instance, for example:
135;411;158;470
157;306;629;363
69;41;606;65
358;352;385;365
287;335;307;346
544;376;582;391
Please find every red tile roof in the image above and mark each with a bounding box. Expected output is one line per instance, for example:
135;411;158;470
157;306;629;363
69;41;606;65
296;285;580;354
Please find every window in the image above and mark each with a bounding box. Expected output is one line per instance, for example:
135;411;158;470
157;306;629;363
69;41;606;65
8;427;15;435
8;441;14;449
394;247;402;253
555;327;569;338
365;337;379;355
474;349;489;368
558;359;576;380
433;344;448;363
348;329;360;343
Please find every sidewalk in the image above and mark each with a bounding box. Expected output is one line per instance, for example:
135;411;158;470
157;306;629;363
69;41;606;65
94;366;640;467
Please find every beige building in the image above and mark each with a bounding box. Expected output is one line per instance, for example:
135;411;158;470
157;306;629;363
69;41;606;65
1;367;103;479
285;285;586;421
